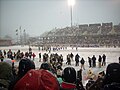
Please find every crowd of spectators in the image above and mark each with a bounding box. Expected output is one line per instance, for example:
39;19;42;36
0;56;120;90
38;22;120;47
0;48;120;90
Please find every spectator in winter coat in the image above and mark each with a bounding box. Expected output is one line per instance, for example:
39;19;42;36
80;58;85;70
92;55;96;67
13;69;59;90
76;69;85;90
56;66;63;84
7;49;13;60
25;52;29;58
39;52;41;62
9;58;35;90
88;63;120;90
102;63;120;89
18;58;35;78
40;62;51;71
75;54;80;66
86;78;95;90
0;62;13;90
61;67;85;90
66;54;71;65
40;62;57;75
98;55;102;68
70;53;74;61
102;54;106;66
32;53;36;60
0;53;4;62
77;69;82;82
87;77;103;90
88;57;92;68
61;67;77;90
3;50;6;57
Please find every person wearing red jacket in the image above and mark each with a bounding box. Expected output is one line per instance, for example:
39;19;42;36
13;69;59;90
32;53;36;60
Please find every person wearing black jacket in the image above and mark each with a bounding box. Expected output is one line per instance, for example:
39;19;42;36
75;54;80;66
80;58;85;70
92;55;96;68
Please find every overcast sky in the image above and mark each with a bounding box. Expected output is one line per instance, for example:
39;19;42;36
0;0;120;38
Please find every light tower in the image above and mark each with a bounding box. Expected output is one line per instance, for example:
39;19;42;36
68;0;75;27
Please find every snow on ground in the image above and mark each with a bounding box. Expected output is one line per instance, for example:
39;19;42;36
0;45;120;85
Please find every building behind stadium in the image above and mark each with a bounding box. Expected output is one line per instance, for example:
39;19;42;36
0;39;12;46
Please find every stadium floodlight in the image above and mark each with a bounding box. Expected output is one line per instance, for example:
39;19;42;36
68;0;75;6
68;0;75;27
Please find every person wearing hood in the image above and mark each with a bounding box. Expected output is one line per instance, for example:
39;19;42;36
13;69;59;90
13;62;59;90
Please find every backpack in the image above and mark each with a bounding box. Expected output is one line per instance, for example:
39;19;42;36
13;69;59;90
